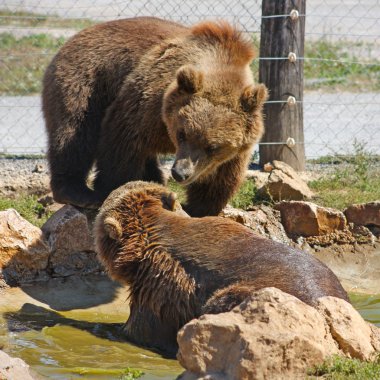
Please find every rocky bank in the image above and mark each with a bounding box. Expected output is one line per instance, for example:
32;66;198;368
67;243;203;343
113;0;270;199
0;157;379;379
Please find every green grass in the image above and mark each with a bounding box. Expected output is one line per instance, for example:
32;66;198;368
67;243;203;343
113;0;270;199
0;12;378;95
308;142;380;210
0;33;66;95
167;177;259;211
304;40;380;91
307;355;380;379
0;194;51;227
0;10;95;29
167;178;187;204
230;179;258;209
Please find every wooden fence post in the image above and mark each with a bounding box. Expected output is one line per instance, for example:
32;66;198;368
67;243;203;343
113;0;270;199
259;0;306;171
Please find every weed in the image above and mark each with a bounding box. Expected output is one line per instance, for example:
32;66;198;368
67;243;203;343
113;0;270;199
0;10;95;29
167;178;187;205
304;40;380;91
309;141;380;209
0;33;66;95
307;354;380;379
0;194;51;227
230;180;257;210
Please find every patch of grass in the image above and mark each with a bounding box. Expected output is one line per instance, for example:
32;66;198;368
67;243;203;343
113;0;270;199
307;354;380;379
304;40;380;91
0;10;95;29
0;194;50;227
167;178;187;204
0;32;66;95
230;179;257;210
0;153;46;159
309;141;380;210
167;178;259;211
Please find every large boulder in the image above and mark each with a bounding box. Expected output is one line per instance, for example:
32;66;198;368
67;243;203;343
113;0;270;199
0;350;38;380
41;205;101;277
257;160;314;201
0;209;49;284
177;288;380;380
275;201;346;237
344;202;380;227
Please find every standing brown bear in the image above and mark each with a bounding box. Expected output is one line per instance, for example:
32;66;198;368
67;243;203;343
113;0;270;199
94;181;349;357
42;17;268;216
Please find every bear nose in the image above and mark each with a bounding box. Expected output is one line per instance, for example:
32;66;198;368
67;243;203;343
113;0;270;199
171;167;189;183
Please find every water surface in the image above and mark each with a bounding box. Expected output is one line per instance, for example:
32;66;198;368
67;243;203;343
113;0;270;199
0;278;379;380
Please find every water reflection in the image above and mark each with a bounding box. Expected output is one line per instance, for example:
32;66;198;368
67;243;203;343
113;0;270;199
0;302;182;380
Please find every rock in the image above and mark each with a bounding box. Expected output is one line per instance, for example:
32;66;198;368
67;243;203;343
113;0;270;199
263;162;274;172
258;160;314;201
37;193;55;207
348;224;376;245
41;205;101;276
32;163;45;173
0;172;49;198
313;242;380;295
245;170;269;189
0;209;49;284
275;201;346;237
344;202;380;227
315;296;379;360
177;288;380;380
177;288;336;380
221;204;291;245
0;350;38;380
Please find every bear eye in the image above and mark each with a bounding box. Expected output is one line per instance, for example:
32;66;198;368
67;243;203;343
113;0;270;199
205;145;219;156
177;130;186;143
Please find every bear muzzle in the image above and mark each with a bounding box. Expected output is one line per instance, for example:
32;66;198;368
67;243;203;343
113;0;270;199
171;158;194;183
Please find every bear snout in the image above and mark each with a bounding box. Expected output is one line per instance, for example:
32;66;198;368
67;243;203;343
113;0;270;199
171;159;194;183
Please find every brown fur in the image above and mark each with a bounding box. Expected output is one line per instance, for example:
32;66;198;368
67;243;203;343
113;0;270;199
42;17;267;216
95;182;349;357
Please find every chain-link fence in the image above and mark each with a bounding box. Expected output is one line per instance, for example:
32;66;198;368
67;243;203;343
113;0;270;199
0;0;379;160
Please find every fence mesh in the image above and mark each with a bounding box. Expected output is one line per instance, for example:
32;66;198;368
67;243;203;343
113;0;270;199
0;0;379;159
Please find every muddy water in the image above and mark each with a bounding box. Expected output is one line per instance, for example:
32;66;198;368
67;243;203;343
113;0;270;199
0;275;379;380
0;276;183;380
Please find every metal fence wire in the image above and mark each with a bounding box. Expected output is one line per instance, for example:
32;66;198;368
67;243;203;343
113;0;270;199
0;0;379;159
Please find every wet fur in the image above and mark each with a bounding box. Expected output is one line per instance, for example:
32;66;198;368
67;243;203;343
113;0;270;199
95;182;349;357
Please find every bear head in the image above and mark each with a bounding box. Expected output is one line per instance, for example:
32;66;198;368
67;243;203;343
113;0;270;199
162;65;268;185
94;181;185;284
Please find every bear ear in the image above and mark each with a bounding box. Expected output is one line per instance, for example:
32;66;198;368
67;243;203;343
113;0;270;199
104;216;122;240
161;192;178;211
176;65;203;94
240;83;268;113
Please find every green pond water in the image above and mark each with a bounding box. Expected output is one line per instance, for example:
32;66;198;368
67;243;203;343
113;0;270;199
0;278;379;380
0;277;183;380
